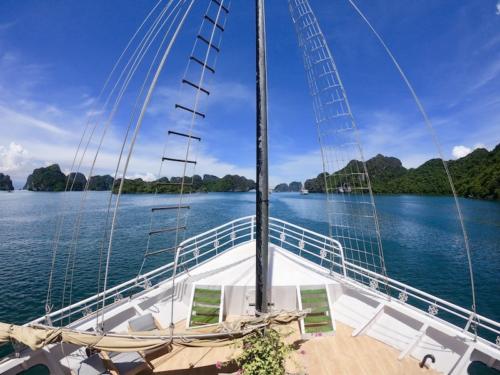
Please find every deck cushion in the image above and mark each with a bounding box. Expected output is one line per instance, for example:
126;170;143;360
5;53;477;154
110;351;146;373
77;354;106;375
128;313;156;332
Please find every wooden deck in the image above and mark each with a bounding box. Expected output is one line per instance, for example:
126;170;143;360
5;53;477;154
150;320;441;375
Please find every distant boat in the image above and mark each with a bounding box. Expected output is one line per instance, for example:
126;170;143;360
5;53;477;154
300;188;309;195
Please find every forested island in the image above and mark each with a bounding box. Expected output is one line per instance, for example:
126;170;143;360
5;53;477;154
14;144;499;199
274;181;302;192
23;164;114;192
21;164;255;193
297;145;499;200
0;173;14;191
114;174;255;193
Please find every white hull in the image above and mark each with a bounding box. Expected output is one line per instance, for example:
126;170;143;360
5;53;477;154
1;216;499;374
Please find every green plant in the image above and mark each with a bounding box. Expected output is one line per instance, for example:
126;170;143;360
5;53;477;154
235;328;293;375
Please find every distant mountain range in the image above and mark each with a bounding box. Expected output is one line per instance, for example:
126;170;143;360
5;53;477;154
19;164;256;193
5;143;499;199
114;174;255;193
297;145;499;200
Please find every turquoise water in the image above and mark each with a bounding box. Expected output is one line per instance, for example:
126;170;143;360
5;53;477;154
0;191;498;328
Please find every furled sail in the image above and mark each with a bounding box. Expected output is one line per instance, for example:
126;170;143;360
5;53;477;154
0;311;303;352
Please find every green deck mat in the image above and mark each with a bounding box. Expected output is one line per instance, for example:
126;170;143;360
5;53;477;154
300;287;334;334
190;287;221;327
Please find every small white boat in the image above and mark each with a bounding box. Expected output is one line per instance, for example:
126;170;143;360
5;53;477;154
300;188;309;195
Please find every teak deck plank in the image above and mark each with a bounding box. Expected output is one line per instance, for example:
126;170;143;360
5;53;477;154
151;319;441;374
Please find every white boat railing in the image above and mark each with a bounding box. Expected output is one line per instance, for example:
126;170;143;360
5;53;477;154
32;215;500;347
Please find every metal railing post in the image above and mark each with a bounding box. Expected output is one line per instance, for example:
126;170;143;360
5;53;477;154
338;241;347;278
251;216;255;241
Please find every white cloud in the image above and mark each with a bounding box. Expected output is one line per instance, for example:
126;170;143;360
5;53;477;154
473;142;486;149
129;172;156;181
148;80;253;121
270;150;323;186
0;105;68;136
452;145;472;159
0;142;30;172
0;22;16;32
468;59;500;92
356;110;435;168
451;143;491;159
496;1;500;15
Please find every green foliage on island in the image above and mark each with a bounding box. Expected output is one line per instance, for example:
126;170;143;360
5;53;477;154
0;173;14;191
23;164;113;192
88;175;114;191
274;181;303;192
22;144;498;199
303;145;500;200
68;172;87;191
114;174;256;194
24;164;67;191
22;165;255;194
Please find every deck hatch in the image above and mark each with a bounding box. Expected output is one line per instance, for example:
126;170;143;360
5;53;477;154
187;285;224;328
298;285;335;336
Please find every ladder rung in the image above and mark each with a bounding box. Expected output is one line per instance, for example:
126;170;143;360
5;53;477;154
168;130;201;141
151;205;190;212
190;56;215;74
162;157;197;164
149;226;186;236
204;15;224;32
182;79;210;95
175;104;206;118
197;35;220;53
211;0;229;13
145;247;177;257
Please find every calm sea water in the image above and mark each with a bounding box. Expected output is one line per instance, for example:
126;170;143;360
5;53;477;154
0;191;498;328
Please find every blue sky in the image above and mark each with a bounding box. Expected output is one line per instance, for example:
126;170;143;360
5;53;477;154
0;0;499;188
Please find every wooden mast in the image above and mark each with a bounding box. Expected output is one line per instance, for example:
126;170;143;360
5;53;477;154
255;0;269;314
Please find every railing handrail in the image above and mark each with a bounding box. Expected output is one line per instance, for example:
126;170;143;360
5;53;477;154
269;217;343;249
178;215;254;247
32;215;500;346
32;216;255;325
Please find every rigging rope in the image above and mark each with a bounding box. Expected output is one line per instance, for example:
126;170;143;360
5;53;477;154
92;0;185;329
60;0;178;319
347;0;477;326
45;0;165;317
99;0;195;329
94;0;187;329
